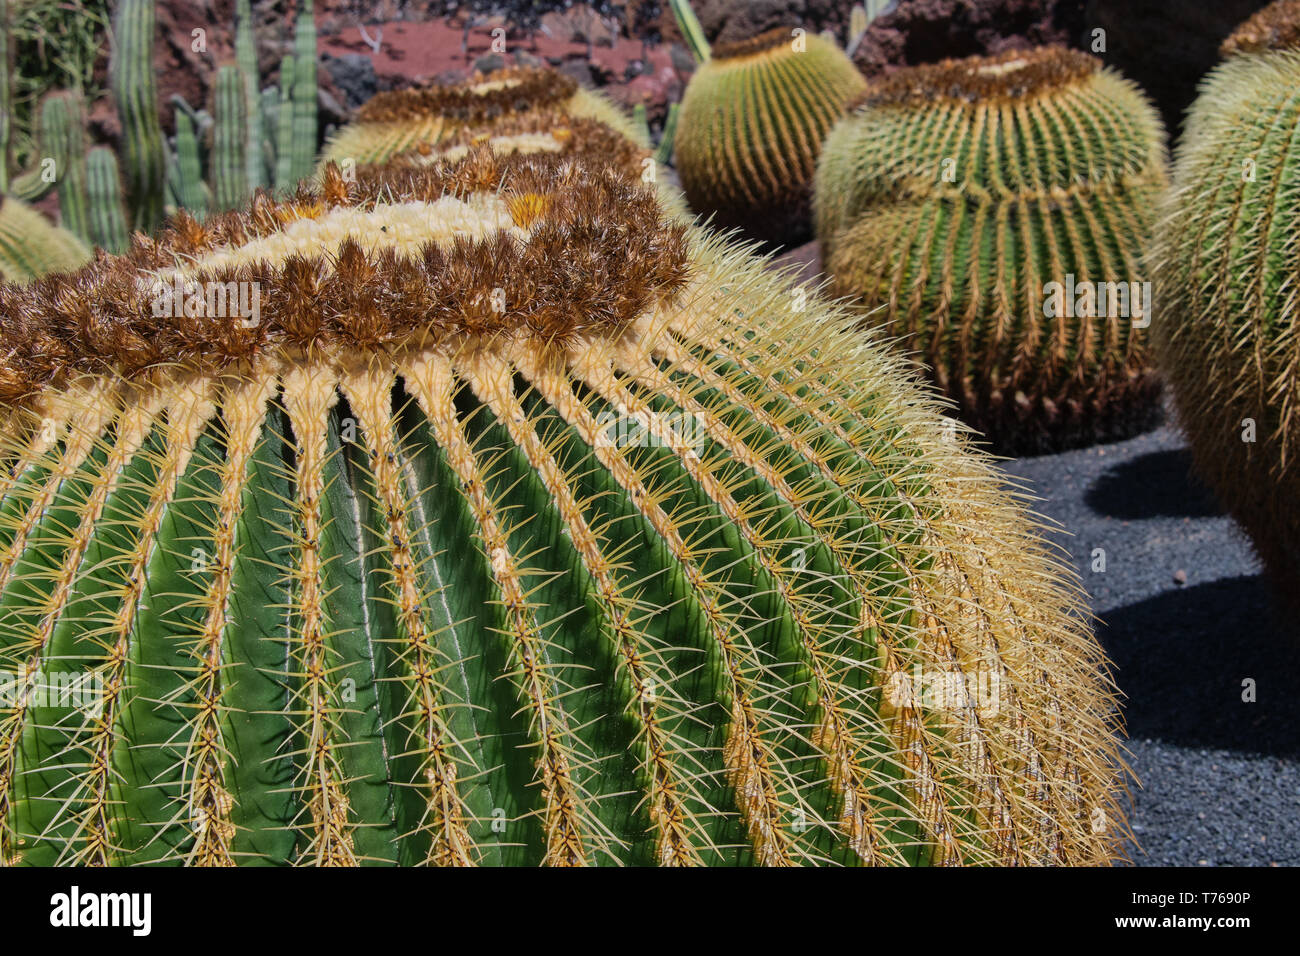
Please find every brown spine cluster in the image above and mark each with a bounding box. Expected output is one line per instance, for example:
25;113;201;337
0;154;690;406
710;27;800;61
852;47;1100;109
357;68;578;125
389;113;649;184
1221;0;1300;56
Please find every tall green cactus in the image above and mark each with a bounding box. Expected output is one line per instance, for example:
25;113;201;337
816;47;1168;453
1153;1;1300;592
0;150;1125;867
211;65;248;212
674;28;867;246
274;53;297;193
39;93;90;244
169;108;208;217
86;146;130;253
234;0;263;192
289;0;317;185
0;0;12;195
110;0;166;233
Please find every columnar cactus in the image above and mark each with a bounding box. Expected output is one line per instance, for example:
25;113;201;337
673;28;867;246
816;48;1168;453
1152;0;1300;591
321;67;646;170
211;65;249;212
38;93;91;244
0;196;91;281
0;148;1124;867
86;147;130;254
111;0;167;234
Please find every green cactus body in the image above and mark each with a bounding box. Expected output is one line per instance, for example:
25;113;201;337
235;0;263;192
39;93;91;244
171;108;208;217
674;28;867;246
274;54;297;193
0;196;91;281
321;67;647;172
0;0;12;195
212;65;250;212
816;48;1168;453
111;0;166;234
0;151;1124;867
86;147;130;253
290;1;317;186
1153;6;1300;591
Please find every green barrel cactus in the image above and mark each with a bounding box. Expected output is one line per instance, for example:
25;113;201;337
0;196;91;282
0;148;1124;867
321;67;646;172
816;47;1168;453
674;27;867;246
1152;0;1300;592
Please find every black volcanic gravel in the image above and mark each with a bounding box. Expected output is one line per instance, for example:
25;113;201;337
997;416;1300;867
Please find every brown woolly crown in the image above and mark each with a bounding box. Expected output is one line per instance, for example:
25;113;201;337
1222;0;1300;56
711;27;804;61
357;67;578;125
853;46;1100;109
392;112;648;184
0;151;690;407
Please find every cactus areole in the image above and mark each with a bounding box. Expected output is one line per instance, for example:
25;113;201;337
816;47;1168;453
0;148;1124;866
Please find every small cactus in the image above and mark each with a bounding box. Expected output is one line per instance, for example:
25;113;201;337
0;146;1125;866
816;47;1168;453
674;27;867;246
0;196;91;282
1152;0;1300;592
321;67;647;171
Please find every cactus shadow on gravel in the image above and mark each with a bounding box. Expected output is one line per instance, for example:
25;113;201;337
1098;575;1298;757
1084;448;1223;521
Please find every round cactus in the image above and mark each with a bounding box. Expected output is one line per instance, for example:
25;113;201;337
1152;1;1300;592
321;67;646;170
674;28;867;246
816;47;1168;453
0;147;1124;867
0;197;92;283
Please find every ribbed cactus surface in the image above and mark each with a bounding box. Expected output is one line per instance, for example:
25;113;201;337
321;67;646;171
111;0;167;234
1152;7;1300;592
674;28;867;246
0;149;1123;866
816;48;1168;452
0;197;91;282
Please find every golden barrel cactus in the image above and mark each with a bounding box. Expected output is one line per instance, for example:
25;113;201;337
1153;0;1300;592
674;28;867;246
321;66;646;170
0;146;1124;866
816;47;1168;453
0;197;92;283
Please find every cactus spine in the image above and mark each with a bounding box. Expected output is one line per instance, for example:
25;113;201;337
674;28;868;245
1152;1;1300;592
86;147;129;253
212;65;249;212
0;149;1125;867
816;47;1168;452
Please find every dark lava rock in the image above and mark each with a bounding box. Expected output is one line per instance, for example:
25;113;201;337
322;52;379;110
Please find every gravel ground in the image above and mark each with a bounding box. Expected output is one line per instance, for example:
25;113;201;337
998;415;1300;866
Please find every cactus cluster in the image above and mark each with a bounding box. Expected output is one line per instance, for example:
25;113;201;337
322;67;646;171
1152;0;1300;592
815;47;1169;453
0;136;1127;865
673;27;867;246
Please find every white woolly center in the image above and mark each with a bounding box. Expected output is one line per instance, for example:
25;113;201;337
188;195;529;274
977;59;1029;77
469;77;524;94
427;132;566;165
